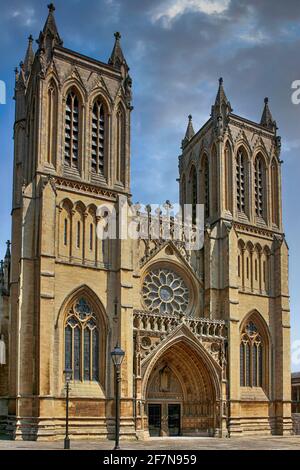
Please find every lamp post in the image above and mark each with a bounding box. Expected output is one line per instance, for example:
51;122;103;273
111;344;125;450
63;368;73;450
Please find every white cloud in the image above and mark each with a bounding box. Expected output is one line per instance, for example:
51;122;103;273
151;0;231;28
238;30;269;45
9;7;36;27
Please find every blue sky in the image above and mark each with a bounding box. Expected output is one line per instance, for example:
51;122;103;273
0;0;299;369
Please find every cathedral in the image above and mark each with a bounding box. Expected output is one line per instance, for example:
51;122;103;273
0;5;292;440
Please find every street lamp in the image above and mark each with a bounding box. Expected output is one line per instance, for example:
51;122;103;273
111;344;125;450
63;368;73;450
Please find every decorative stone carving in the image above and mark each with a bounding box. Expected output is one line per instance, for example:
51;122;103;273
133;310;227;367
142;268;189;316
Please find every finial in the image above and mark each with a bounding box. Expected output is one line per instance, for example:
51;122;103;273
48;3;55;12
188;114;192;121
219;77;223;86
5;241;11;259
114;32;121;40
28;34;33;43
264;97;269;104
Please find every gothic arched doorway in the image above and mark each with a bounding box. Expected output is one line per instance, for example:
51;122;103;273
144;340;219;437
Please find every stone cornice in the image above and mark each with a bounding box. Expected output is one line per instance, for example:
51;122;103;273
48;175;131;201
229;114;276;140
233;221;283;240
54;46;121;81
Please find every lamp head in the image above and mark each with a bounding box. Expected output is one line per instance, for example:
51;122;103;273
64;368;73;383
111;344;125;367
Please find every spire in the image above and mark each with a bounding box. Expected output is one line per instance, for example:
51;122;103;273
260;97;276;131
38;3;63;51
24;35;35;78
108;32;128;73
211;77;232;119
182;115;195;148
185;115;195;140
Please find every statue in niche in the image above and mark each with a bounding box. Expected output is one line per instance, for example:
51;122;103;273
159;365;171;392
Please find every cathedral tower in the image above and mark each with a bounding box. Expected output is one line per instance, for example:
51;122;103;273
1;4;135;439
179;78;291;434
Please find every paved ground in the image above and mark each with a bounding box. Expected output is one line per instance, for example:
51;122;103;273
0;435;300;450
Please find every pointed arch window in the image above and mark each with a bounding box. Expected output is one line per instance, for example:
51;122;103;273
92;99;106;175
65;91;79;167
240;321;264;388
77;221;81;249
255;155;265;218
47;81;57;165
224;142;232;212
64;297;99;382
190;166;197;224
271;160;279;226
116;106;125;184
204;156;210;219
64;219;68;246
236;149;247;214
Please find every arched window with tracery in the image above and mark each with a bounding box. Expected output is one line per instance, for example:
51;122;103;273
240;321;264;388
224;142;233;212
211;145;218;215
47;80;58;166
200;155;210;219
181;174;187;222
92;99;106;175
116;105;125;184
271;159;279;226
254;155;266;219
64;297;99;382
236;148;248;215
65;90;80;168
190;166;197;224
204;156;210;219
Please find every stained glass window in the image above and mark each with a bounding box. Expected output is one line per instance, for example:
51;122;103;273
64;297;100;382
240;343;245;386
92;329;99;381
245;342;251;386
84;329;90;381
240;321;264;388
65;325;72;370
74;327;81;380
252;344;257;386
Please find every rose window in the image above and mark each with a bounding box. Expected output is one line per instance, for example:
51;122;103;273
142;268;189;315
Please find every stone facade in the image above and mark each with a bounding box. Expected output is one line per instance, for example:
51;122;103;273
0;5;292;440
